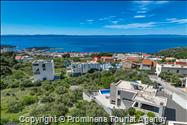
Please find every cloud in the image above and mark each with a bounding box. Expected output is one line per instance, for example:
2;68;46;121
98;16;115;21
134;1;168;5
134;1;169;14
85;19;95;24
86;19;94;22
137;10;147;14
111;21;119;24
156;1;169;4
134;15;146;18
166;18;187;24
105;22;156;29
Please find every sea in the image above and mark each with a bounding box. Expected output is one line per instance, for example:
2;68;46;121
1;35;187;53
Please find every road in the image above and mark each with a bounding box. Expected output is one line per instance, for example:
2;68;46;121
149;75;187;99
149;75;187;122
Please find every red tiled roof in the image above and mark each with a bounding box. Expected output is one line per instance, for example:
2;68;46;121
142;59;156;66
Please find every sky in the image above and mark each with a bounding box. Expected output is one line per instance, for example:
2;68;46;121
1;1;187;35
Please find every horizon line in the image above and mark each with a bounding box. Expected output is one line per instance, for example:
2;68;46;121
1;34;187;36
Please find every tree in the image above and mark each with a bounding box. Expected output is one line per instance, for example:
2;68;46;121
128;107;136;116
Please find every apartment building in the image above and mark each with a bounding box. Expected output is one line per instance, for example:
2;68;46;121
110;80;167;116
156;64;187;76
68;62;101;76
32;60;55;81
1;45;16;53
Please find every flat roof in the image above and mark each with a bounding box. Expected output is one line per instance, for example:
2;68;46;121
113;80;167;107
160;64;187;68
114;80;149;92
135;93;167;106
32;60;53;64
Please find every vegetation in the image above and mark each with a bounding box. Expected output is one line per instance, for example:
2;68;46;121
1;53;155;125
159;72;182;87
156;47;187;59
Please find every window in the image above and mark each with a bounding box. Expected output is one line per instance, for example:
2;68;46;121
134;102;138;107
111;100;116;104
42;64;46;70
33;64;39;66
141;104;159;113
176;70;179;73
118;91;121;95
117;99;121;106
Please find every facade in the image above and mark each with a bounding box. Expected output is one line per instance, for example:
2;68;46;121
156;64;187;76
122;58;141;69
32;60;55;81
140;59;156;70
1;45;16;53
100;63;113;70
168;121;187;125
92;56;115;62
68;62;101;76
110;80;167;116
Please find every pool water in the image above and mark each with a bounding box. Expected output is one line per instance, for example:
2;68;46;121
100;89;110;95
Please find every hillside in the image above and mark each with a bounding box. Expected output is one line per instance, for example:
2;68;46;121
156;47;187;59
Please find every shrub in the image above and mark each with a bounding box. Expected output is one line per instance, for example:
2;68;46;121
21;96;37;105
55;86;68;95
147;112;155;118
19;80;34;88
128;107;136;116
7;100;23;113
40;95;55;103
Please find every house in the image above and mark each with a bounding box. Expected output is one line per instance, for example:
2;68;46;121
92;56;100;62
122;57;142;69
156;63;187;76
142;53;151;59
32;60;55;81
140;59;156;70
1;45;16;53
67;62;101;76
15;55;33;62
92;56;115;62
110;80;167;116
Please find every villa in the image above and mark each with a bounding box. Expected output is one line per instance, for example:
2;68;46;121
83;80;167;116
110;80;167;116
32;60;55;81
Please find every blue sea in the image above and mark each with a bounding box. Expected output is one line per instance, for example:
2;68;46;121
1;35;187;53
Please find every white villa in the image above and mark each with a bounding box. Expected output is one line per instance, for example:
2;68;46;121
110;80;167;116
32;60;55;81
83;80;167;116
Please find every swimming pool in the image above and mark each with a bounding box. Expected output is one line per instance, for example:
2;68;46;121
100;89;110;95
